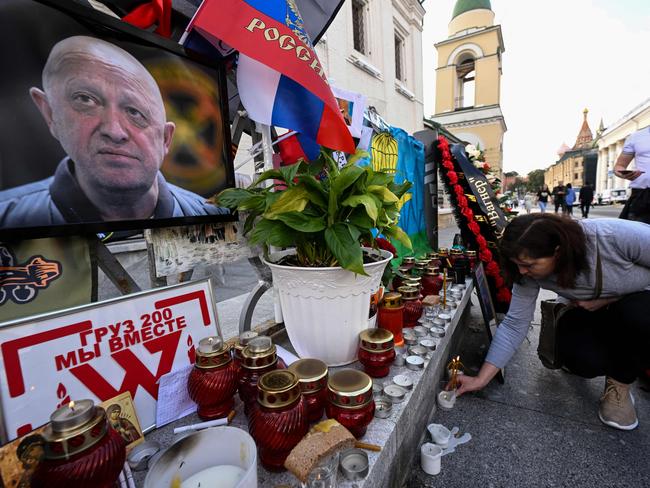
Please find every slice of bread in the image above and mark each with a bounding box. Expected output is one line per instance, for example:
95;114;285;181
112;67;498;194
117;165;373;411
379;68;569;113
284;419;355;482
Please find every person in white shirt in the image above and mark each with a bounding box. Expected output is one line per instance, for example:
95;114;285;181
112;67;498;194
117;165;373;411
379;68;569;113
615;126;650;223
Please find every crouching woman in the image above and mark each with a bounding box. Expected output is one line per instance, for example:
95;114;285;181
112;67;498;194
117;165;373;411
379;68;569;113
457;214;650;430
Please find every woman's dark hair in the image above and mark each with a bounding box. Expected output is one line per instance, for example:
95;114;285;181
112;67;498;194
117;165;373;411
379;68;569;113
499;214;587;288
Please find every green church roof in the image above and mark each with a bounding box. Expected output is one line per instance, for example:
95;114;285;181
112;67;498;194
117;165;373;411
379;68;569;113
452;0;492;19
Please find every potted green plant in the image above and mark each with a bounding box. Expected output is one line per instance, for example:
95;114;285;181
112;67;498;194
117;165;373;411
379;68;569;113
217;149;412;365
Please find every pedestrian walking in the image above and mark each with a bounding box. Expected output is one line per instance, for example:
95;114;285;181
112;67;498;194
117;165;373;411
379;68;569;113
579;182;594;218
454;214;650;431
536;185;549;213
615;126;650;224
523;193;533;214
564;183;575;216
552;183;566;213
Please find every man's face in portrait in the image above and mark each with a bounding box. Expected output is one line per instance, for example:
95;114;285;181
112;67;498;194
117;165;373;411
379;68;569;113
30;37;175;198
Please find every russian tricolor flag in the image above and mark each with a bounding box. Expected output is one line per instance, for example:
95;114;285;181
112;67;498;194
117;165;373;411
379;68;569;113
184;0;355;154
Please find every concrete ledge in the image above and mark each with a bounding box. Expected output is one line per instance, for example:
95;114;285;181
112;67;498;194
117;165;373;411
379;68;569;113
135;281;473;487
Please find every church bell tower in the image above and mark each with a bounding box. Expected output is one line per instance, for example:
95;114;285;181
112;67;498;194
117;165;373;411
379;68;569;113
431;0;506;175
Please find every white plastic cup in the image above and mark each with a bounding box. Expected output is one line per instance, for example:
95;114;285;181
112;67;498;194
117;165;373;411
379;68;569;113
420;443;442;475
427;423;452;448
437;389;457;410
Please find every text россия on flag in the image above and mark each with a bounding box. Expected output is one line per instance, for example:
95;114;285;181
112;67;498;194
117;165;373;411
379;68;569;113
184;0;355;154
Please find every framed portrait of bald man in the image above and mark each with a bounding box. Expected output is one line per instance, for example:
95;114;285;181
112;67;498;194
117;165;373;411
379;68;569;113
0;0;236;239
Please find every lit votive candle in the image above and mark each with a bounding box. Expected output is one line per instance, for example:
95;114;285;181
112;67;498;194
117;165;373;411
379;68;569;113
50;399;95;432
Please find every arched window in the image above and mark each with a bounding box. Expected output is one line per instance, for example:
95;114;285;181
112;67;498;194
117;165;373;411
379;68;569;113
456;57;475;109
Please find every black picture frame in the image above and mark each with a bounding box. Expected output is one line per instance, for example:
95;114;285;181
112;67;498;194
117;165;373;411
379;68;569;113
472;261;505;383
0;0;236;240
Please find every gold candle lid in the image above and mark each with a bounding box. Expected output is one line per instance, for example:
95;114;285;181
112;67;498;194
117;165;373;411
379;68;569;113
288;358;328;383
195;336;231;369
424;266;440;276
427;252;440;259
397;286;419;300
465;250;477;257
382;292;403;308
415;259;430;268
450;249;464;256
438;247;449;256
404;276;421;284
402;256;416;265
234;331;259;353
42;400;107;459
359;328;394;352
327;370;372;397
242;336;277;370
397;266;411;274
327;370;373;409
257;370;301;409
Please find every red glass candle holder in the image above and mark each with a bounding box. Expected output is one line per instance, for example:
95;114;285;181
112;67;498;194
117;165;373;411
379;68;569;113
398;286;423;328
248;370;308;471
232;331;259;379
391;266;411;291
238;336;284;415
438;248;450;271
326;370;375;438
401;256;416;271
358;329;396;378
288;358;329;423
187;336;238;420
31;401;126;488
465;250;478;273
421;267;443;298
378;292;404;346
427;252;442;270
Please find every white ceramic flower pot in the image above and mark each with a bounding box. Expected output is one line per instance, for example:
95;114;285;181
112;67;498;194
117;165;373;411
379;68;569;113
264;247;392;366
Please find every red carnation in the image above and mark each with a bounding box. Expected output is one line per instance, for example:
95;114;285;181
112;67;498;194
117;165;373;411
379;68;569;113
479;249;493;262
476;235;487;248
497;287;512;303
468;221;481;235
375;237;398;258
457;195;468;208
448;171;458;184
486;261;500;275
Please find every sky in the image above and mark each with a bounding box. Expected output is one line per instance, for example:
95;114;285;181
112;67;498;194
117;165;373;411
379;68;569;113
421;0;650;175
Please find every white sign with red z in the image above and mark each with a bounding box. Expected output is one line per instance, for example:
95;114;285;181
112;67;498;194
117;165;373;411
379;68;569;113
0;279;219;442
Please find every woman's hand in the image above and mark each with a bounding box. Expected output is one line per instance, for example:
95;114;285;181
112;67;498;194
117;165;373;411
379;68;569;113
574;297;618;312
455;374;487;397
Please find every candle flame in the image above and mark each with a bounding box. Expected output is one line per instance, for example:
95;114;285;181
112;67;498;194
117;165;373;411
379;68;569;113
69;400;75;411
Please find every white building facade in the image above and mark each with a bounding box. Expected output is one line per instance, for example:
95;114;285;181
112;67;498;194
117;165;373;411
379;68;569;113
596;98;650;196
315;0;426;134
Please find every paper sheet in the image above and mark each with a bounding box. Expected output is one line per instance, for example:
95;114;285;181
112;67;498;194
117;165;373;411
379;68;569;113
276;344;299;366
156;364;196;427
